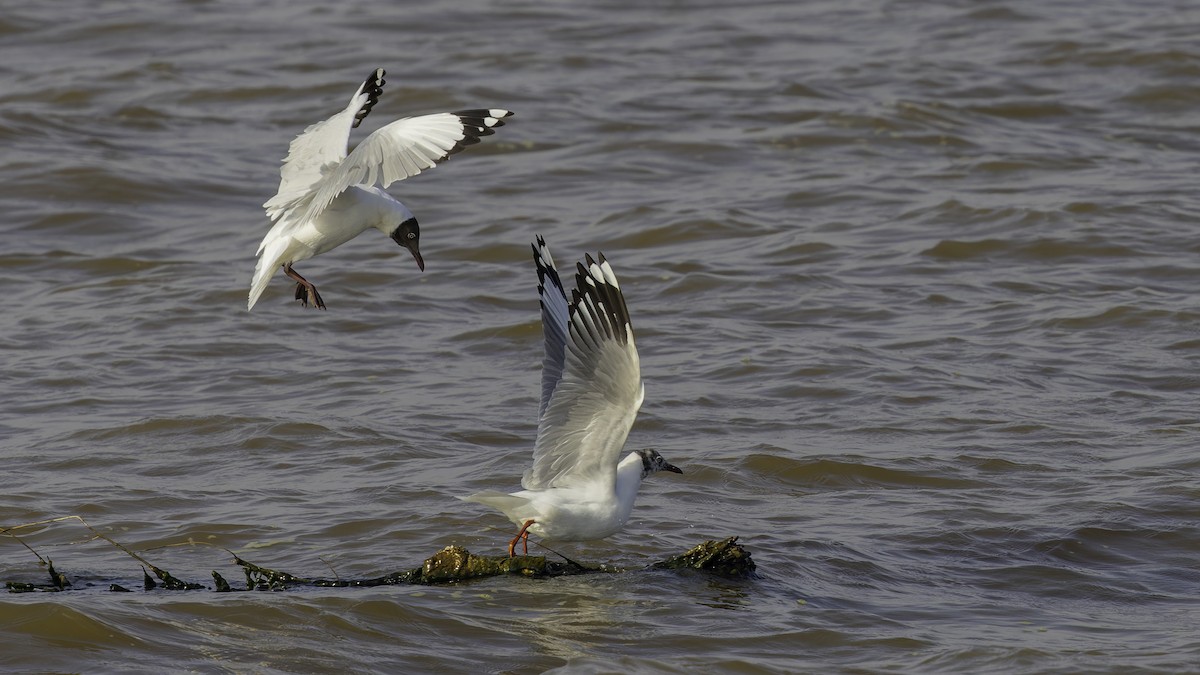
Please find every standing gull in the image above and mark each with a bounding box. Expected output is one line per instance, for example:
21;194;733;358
464;237;682;556
249;68;513;310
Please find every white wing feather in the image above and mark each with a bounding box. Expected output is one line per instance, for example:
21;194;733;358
522;249;643;491
284;108;512;228
261;68;385;229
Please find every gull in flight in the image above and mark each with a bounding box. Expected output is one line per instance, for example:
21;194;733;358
464;237;682;556
248;68;513;310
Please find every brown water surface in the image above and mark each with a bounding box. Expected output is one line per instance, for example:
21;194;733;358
2;1;1199;673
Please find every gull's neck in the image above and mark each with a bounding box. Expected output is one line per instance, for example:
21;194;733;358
330;186;407;233
613;451;645;516
361;188;411;233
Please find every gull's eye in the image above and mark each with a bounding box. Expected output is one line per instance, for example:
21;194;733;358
408;232;416;239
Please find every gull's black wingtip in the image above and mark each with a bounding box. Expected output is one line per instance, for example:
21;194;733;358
353;68;387;129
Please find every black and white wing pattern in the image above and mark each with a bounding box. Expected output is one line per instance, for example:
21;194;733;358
261;66;513;231
521;241;644;491
262;68;386;227
287;107;512;227
533;236;570;421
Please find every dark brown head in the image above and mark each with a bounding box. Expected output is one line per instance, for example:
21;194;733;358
390;217;424;271
636;448;682;479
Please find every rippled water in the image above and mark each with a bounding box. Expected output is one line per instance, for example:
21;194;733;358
3;0;1199;672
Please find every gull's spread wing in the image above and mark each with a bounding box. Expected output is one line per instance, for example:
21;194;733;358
522;244;643;491
533;236;570;421
281;108;512;227
262;68;386;227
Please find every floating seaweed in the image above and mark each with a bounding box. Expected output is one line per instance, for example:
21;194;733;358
3;515;756;592
47;559;70;590
2;516;207;592
225;541;751;588
652;537;757;579
148;564;205;591
237;556;310;591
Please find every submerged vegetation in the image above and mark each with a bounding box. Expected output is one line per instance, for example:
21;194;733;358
2;516;755;593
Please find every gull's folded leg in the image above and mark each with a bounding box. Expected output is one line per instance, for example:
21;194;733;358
283;264;326;310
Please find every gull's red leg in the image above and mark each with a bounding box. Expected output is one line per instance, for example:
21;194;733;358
508;519;536;557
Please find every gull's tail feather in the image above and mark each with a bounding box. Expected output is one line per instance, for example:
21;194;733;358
460;491;532;525
247;236;292;310
247;262;273;311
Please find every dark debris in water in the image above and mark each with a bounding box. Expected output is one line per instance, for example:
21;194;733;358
143;564;205;591
224;539;753;588
237;556;309;591
2;517;756;592
48;559;70;590
5;558;73;593
651;537;757;579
